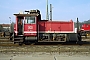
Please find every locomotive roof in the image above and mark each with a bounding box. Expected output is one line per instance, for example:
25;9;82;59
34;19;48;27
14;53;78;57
14;14;39;16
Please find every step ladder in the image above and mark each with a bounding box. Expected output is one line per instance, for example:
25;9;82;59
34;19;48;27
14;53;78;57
14;35;24;43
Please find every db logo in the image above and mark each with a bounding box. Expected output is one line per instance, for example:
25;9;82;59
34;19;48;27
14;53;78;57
28;26;33;29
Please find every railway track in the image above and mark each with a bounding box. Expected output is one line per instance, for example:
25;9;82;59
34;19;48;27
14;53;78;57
0;36;90;46
0;36;90;47
0;36;15;46
0;36;90;54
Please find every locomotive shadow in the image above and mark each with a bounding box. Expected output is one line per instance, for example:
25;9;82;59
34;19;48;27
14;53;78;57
76;41;90;45
34;41;90;45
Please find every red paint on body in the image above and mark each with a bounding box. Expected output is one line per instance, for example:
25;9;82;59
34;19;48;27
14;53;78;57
38;20;74;33
81;24;90;31
24;24;37;36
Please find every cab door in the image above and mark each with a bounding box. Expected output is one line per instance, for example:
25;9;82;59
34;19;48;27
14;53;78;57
17;17;23;35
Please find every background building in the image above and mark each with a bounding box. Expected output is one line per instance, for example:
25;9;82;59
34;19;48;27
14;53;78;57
0;24;10;32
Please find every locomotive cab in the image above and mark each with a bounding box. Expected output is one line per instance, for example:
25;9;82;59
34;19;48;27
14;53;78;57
13;10;41;44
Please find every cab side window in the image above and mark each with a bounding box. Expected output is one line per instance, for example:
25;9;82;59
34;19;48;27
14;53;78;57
25;16;35;24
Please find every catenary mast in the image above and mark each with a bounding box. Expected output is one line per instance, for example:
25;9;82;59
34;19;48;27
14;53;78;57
46;0;49;20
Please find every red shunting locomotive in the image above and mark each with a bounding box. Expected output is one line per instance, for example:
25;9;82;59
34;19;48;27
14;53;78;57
10;9;80;45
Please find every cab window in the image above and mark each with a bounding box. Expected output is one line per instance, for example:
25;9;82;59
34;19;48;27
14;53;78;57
25;16;36;24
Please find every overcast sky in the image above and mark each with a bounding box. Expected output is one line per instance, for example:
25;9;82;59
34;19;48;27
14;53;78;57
0;0;90;23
